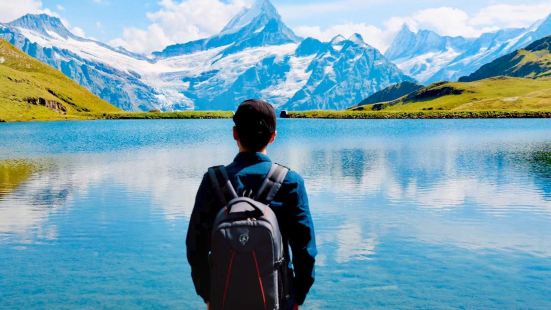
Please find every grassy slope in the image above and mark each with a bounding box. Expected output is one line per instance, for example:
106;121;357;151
351;77;551;113
0;39;120;122
357;81;423;106
460;36;551;82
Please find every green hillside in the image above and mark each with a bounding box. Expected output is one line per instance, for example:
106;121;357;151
356;81;423;106
351;77;551;113
0;39;119;122
346;37;551;116
460;36;551;82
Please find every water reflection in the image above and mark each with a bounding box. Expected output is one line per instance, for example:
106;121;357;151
1;137;549;256
1;120;550;308
0;160;37;197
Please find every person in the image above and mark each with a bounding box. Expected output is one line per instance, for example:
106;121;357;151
186;99;317;310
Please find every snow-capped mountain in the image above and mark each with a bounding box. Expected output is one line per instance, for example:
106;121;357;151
280;34;413;110
154;0;300;58
387;14;551;84
385;25;472;83
1;14;159;111
0;0;410;111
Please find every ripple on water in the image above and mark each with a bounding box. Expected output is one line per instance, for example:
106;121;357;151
0;119;550;309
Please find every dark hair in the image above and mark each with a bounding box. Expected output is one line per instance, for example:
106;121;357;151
233;99;277;151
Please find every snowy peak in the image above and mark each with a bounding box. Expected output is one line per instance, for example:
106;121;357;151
330;35;346;45
154;0;299;58
396;24;415;40
221;0;279;35
385;25;463;61
348;33;368;47
387;11;551;84
217;0;300;47
533;13;551;37
9;14;73;39
329;34;370;51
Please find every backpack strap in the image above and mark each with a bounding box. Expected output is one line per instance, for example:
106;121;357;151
255;163;289;204
208;166;238;207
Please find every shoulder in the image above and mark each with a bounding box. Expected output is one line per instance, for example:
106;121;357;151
276;164;305;186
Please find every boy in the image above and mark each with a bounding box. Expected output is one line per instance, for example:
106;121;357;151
186;99;316;309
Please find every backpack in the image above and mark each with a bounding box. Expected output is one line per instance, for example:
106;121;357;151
208;163;290;310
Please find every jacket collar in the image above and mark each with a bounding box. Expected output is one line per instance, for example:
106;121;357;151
233;152;272;166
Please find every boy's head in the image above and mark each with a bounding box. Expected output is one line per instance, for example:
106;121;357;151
233;99;277;152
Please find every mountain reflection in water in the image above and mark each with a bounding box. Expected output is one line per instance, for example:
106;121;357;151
0;119;550;309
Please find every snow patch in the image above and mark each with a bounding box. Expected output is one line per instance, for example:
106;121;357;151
396;48;460;83
0;57;5;64
261;54;316;107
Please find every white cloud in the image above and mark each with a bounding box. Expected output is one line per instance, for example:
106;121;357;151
279;0;372;21
0;0;45;22
471;3;551;28
110;0;249;54
295;23;393;51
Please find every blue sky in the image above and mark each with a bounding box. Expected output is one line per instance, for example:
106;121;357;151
3;0;551;53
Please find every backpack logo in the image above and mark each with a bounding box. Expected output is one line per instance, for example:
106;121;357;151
239;233;249;246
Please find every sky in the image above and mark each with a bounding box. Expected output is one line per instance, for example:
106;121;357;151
2;0;551;54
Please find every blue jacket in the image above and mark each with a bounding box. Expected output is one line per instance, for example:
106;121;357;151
186;152;317;305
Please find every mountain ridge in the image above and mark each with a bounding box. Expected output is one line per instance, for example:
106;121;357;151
1;0;412;111
460;35;551;82
387;13;551;84
356;81;424;106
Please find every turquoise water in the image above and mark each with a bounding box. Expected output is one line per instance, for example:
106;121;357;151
0;119;550;309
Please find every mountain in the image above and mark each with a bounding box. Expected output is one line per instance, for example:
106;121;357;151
356;81;423;106
1;14;159;111
460;36;551;82
0;39;119;122
387;14;551;84
385;25;473;83
0;0;412;111
154;0;300;58
352;77;551;112
277;34;413;110
7;13;75;39
385;25;471;83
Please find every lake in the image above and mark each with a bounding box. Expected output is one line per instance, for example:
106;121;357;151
0;119;550;309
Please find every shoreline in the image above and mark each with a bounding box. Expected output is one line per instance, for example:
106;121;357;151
95;111;234;120
2;110;551;123
285;110;551;119
0;111;234;123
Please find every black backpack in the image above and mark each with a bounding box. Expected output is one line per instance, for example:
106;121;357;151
208;163;290;310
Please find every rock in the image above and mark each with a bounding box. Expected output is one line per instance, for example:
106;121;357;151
25;97;67;114
279;110;289;118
